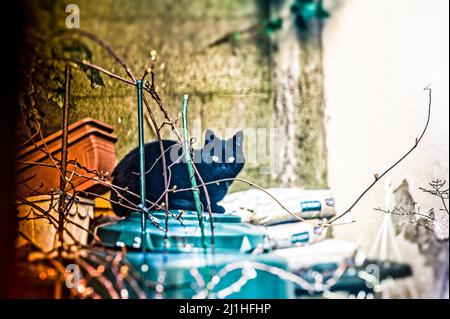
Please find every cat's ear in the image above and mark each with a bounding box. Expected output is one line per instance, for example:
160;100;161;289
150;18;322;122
204;129;217;145
232;130;243;148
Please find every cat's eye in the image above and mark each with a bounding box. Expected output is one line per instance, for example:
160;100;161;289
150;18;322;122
228;156;235;163
212;155;219;163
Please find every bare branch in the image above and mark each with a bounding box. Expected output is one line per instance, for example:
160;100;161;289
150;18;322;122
330;87;433;224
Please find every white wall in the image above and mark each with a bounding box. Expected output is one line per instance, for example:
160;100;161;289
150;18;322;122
322;0;449;298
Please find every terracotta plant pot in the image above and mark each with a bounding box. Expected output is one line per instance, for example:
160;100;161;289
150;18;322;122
16;118;118;198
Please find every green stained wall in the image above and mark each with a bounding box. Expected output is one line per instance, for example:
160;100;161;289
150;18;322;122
21;0;326;191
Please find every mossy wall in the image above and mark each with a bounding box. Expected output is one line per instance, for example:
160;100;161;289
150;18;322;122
22;0;327;191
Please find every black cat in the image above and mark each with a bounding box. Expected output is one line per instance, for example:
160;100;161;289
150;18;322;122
110;129;244;216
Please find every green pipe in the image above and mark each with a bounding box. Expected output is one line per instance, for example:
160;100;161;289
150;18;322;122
136;80;147;241
181;95;207;251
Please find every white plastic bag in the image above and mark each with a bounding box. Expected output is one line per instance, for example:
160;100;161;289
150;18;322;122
221;187;336;225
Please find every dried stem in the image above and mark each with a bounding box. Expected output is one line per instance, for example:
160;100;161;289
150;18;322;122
51;57;134;85
53;29;137;83
330;87;433;224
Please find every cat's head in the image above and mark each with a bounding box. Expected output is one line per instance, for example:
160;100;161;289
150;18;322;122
199;129;245;177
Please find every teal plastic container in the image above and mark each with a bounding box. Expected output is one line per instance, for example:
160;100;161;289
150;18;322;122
95;210;294;298
125;251;292;298
96;211;264;253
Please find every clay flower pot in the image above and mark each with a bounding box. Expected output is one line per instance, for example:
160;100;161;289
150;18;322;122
17;118;118;198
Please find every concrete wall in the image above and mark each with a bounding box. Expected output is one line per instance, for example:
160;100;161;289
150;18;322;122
323;0;449;298
27;0;274;190
25;0;329;190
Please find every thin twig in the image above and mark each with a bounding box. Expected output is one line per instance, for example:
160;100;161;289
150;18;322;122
52;29;137;83
330;87;433;224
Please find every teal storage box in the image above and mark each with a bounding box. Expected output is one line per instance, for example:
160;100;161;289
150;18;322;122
94;210;295;298
125;252;293;298
96;211;264;253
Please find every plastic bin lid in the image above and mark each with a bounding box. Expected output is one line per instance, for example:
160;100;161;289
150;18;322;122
150;210;242;223
95;210;264;253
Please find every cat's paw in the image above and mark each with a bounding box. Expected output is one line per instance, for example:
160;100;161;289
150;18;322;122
211;205;225;214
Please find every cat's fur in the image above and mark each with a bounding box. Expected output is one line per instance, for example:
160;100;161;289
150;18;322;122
110;129;244;216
